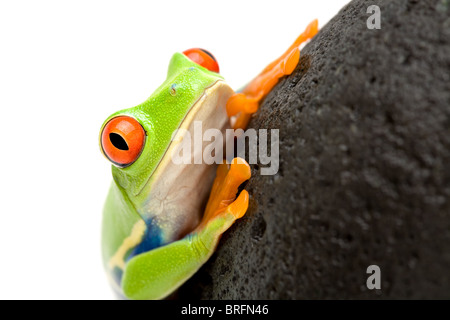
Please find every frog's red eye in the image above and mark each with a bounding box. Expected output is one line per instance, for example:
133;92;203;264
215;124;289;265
101;116;146;168
183;48;220;73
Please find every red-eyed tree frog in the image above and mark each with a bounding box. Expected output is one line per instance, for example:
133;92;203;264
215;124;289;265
99;20;318;300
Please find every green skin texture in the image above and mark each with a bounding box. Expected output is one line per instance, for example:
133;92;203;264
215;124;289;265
101;53;234;300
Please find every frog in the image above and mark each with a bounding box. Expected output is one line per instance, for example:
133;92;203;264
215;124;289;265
99;20;318;300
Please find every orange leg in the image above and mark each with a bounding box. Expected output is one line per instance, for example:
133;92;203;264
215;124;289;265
198;21;319;236
227;19;319;130
195;158;251;232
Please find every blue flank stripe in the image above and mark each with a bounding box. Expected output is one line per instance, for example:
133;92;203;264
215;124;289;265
114;218;164;288
127;218;164;259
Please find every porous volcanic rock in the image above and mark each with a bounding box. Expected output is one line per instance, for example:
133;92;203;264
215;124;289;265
179;0;450;299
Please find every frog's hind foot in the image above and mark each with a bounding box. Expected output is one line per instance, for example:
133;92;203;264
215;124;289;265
227;19;319;130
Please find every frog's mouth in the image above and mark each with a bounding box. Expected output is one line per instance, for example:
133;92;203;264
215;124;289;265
136;80;235;242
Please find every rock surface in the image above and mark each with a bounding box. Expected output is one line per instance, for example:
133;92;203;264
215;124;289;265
179;0;450;299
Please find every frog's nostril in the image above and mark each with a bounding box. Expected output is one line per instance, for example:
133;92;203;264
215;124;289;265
109;133;129;151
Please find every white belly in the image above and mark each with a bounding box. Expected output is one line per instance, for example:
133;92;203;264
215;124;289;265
141;80;235;243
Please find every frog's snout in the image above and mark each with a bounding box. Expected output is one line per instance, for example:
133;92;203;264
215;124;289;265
100;116;146;168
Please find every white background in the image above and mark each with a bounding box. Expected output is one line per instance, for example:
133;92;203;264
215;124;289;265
0;0;349;299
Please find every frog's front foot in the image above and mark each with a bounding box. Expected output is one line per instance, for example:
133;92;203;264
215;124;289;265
195;158;251;236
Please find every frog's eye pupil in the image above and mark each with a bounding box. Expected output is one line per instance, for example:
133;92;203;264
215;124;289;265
101;116;146;168
109;133;129;151
183;48;220;73
199;49;215;61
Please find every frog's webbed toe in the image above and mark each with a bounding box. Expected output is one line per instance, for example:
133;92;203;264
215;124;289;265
227;19;319;130
195;157;251;232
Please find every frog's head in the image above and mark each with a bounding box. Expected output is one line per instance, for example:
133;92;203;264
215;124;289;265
99;50;223;202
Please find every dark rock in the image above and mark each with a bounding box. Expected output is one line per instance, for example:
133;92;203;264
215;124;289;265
179;0;450;299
